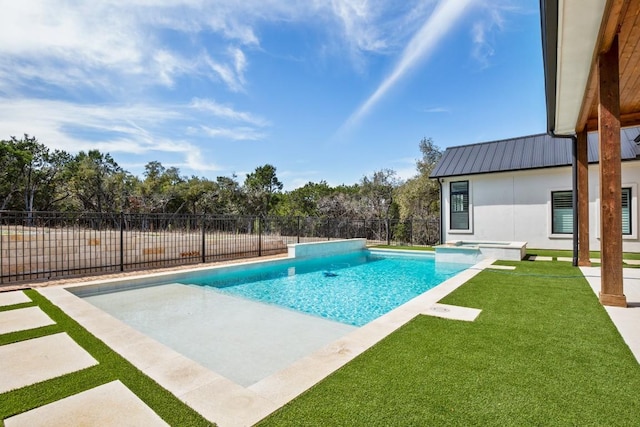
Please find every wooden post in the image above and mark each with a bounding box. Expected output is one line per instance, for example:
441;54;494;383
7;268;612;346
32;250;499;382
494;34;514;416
577;129;591;266
598;35;626;307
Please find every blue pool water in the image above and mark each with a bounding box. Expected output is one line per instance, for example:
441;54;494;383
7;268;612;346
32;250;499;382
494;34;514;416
182;250;468;326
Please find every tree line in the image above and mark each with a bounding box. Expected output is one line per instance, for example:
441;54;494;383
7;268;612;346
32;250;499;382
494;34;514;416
0;134;442;221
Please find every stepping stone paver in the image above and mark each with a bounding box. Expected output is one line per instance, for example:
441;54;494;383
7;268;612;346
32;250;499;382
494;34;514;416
557;257;573;262
624;259;640;265
0;291;30;307
4;380;168;427
423;303;482;322
0;306;55;335
0;332;98;394
487;265;516;270
529;255;552;261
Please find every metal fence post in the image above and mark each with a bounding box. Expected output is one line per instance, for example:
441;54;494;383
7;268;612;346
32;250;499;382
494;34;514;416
297;216;300;244
202;214;206;263
386;217;391;246
119;211;124;272
409;219;414;246
258;217;262;256
326;218;330;241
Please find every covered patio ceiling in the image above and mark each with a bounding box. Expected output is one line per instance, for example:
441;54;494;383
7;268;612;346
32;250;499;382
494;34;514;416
542;0;640;135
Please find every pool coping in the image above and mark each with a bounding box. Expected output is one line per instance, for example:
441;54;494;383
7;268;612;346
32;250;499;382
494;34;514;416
38;255;494;427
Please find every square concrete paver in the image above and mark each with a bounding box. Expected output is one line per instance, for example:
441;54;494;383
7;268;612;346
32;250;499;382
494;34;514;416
0;333;98;393
423;303;482;322
529;255;553;261
487;265;516;270
0;306;55;335
0;291;31;307
4;380;168;427
624;259;640;266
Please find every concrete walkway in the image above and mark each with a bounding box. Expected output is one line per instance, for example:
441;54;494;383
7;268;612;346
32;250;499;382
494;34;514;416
580;267;640;364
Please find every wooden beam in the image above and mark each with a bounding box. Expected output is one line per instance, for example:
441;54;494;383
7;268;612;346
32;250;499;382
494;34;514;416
598;35;627;307
576;0;630;132
600;0;630;52
586;111;640;130
577;129;591;267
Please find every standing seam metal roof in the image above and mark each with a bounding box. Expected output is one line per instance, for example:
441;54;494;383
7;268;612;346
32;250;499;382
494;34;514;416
430;129;640;178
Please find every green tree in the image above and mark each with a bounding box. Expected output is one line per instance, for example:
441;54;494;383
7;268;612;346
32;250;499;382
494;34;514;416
67;150;128;213
277;181;334;217
396;137;442;219
131;161;186;213
0;135;72;212
0;136;34;210
179;176;219;214
243;164;283;217
316;184;361;218
360;169;401;220
215;175;244;215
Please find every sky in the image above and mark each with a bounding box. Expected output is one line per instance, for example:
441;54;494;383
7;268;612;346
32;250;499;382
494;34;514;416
0;0;546;190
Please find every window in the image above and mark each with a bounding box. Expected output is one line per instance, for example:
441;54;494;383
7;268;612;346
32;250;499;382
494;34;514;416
551;191;573;234
552;188;632;235
450;181;469;230
622;187;631;235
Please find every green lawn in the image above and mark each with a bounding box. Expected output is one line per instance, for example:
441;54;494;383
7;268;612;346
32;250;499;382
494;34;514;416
526;248;640;261
0;290;213;427
258;261;640;426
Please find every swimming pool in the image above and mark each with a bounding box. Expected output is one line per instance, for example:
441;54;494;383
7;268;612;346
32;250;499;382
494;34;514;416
181;250;467;326
75;247;469;386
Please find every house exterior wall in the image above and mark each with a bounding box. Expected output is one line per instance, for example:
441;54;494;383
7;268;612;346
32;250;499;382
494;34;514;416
439;161;640;251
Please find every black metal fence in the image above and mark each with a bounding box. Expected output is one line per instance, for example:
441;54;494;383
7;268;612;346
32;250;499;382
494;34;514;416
0;211;440;285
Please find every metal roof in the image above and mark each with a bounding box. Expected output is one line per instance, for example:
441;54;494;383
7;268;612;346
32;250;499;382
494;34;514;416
430;128;640;179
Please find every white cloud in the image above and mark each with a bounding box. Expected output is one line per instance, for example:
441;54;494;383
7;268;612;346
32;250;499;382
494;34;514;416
190;98;269;126
0;97;261;174
0;1;439;95
203;48;249;93
341;0;478;129
183;149;223;172
421;107;450;113
471;1;530;68
201;126;265;141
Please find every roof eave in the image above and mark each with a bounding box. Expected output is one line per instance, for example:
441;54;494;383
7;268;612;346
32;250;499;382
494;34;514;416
540;0;558;135
540;0;608;136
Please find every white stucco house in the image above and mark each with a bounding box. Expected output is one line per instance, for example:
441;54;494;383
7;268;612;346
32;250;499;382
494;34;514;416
430;128;640;251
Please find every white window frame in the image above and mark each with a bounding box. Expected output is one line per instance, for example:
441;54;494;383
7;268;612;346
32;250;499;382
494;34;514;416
548;186;574;239
447;179;473;234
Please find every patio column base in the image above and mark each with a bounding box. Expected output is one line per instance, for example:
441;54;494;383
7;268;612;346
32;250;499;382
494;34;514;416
577;259;591;267
599;293;627;307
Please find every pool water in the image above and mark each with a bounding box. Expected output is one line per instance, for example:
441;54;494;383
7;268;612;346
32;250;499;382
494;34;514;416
182;250;467;326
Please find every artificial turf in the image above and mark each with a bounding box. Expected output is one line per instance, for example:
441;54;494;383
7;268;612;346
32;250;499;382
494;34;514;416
526;248;640;261
258;261;640;426
0;289;213;427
